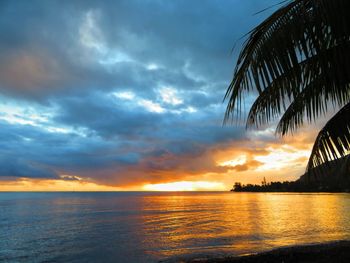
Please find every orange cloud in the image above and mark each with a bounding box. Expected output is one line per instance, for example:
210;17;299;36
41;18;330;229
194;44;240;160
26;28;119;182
0;125;320;191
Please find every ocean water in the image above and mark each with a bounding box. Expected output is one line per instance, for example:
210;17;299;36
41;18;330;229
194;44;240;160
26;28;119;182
0;192;350;262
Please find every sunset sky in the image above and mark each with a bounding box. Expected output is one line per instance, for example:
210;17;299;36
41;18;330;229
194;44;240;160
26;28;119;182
0;0;326;191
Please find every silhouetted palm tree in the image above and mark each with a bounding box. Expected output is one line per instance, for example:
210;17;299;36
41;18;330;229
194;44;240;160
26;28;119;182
225;0;350;173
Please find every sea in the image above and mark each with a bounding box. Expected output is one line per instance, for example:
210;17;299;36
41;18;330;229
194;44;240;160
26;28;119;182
0;192;350;262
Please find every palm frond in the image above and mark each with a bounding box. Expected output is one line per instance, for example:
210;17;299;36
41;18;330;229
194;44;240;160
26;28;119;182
225;0;350;128
247;41;350;130
224;0;303;122
307;102;350;171
276;82;350;135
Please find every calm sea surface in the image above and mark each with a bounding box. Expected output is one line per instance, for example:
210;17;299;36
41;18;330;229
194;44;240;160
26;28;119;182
0;192;350;262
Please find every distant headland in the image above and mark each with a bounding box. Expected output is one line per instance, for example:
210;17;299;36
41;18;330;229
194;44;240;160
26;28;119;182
231;156;350;193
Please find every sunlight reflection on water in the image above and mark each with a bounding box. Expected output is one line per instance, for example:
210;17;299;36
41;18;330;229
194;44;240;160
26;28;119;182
141;192;350;260
0;192;349;262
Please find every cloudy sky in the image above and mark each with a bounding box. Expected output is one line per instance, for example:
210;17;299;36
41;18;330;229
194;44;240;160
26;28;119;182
0;0;321;191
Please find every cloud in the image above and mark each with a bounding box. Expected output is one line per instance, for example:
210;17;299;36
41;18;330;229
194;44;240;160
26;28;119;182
0;0;310;189
0;157;58;179
0;0;277;100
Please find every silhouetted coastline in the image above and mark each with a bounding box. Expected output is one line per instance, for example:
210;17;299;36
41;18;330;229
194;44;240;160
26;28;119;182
230;180;350;193
231;156;350;193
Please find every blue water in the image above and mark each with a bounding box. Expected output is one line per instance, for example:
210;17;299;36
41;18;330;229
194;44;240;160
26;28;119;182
1;192;350;262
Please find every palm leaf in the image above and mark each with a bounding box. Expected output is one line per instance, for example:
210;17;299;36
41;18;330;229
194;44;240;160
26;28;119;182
225;0;350;171
276;82;350;135
247;41;350;131
225;0;350;124
307;102;350;171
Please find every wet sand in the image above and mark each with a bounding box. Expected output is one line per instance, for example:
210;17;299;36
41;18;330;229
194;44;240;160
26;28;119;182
180;240;350;263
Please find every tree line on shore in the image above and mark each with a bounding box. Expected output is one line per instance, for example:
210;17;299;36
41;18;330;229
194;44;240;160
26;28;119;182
231;180;350;193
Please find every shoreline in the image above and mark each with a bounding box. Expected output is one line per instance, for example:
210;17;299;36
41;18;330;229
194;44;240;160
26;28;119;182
175;240;350;263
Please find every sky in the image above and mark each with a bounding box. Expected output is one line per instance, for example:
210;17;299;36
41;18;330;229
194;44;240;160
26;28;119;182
0;0;322;191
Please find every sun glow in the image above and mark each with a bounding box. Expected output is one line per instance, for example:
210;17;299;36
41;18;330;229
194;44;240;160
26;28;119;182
254;145;310;171
142;181;225;191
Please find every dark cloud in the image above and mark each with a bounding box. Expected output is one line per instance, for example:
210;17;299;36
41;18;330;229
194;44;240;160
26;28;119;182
0;120;138;177
0;0;277;99
0;157;58;179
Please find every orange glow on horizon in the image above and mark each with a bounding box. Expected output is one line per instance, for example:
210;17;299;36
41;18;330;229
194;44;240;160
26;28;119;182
142;181;225;191
0;142;314;192
0;179;127;192
0;179;226;192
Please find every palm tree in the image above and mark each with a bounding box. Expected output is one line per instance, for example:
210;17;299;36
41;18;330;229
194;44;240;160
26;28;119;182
224;0;350;174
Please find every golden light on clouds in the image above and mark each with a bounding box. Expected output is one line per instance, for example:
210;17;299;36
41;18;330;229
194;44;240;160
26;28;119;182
219;154;247;167
0;139;315;191
209;138;314;185
254;145;310;171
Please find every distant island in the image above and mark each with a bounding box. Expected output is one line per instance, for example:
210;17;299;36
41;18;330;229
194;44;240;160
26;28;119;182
231;156;350;192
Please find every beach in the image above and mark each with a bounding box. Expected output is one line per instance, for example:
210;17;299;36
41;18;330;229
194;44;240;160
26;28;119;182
181;241;350;263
